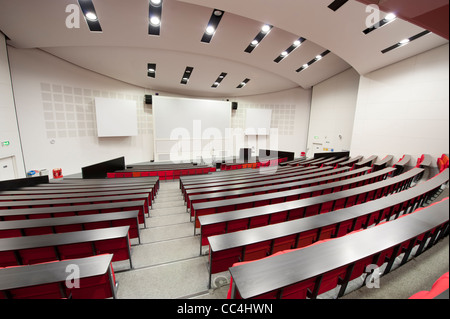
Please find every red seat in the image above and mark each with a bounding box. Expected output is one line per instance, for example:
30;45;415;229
19;247;58;265
0;229;23;239
66;270;116;299
9;282;63;299
58;242;95;260
94;237;130;262
0;251;19;267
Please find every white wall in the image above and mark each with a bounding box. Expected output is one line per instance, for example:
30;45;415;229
0;33;25;179
230;87;312;159
7;47;153;176
306;68;360;157
351;44;449;166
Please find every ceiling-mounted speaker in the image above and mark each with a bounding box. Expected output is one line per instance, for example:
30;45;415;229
232;102;238;110
145;95;152;104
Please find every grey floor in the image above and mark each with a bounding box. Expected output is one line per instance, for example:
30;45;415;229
113;180;449;299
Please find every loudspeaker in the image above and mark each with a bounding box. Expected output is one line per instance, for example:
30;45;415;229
232;102;238;110
145;95;152;104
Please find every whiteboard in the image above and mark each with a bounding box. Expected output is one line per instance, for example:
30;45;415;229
153;96;231;139
245;109;272;135
95;97;137;137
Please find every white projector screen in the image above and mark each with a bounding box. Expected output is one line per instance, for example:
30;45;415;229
152;95;231;161
95;97;138;137
245;108;272;135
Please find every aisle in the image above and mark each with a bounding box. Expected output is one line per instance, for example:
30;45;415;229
115;180;227;299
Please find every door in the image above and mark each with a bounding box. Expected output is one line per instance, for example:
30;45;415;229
0;156;17;181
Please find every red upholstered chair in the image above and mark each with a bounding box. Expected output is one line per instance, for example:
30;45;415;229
66;266;116;299
0;251;19;267
8;282;64;299
19;247;59;265
57;242;95;260
0;229;22;239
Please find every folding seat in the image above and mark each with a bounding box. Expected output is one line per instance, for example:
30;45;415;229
271;235;297;254
83;221;111;231
285;194;300;202
249;214;270;228
24;226;54;236
299;192;311;199
165;171;174;181
269;211;288;224
320;201;334;214
8;282;64;299
173;171;181;179
317;225;337;241
140;172;151;177
345;195;358;207
1;215;27;221
287;207;305;220
111;219;139;239
28;213;53;219
0;251;19;267
188;169;196;175
149;171;158;177
158;171;166;180
216;205;234;214
19;246;58;265
115;173;125;178
94;237;130;262
54;224;84;234
106;173;116;178
132;172;141;178
66;270;115;299
304;204;320;217
0;229;22;239
333;198;347;211
243;240;271;261
210;247;242;274
201;223;227;246
270;197;286;205
224;219;248;233
281;277;317;299
295;229;319;248
57;242;95;260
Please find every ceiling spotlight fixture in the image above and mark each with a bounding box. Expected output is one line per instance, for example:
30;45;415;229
236;78;250;89
274;37;306;63
180;66;194;85
211;72;227;88
149;0;163;36
147;63;156;78
381;30;431;54
363;12;397;35
328;0;349;12
201;9;225;43
245;24;273;53
296;50;330;72
77;0;102;32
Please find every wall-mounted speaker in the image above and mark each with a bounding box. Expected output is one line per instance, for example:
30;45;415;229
145;94;152;104
232;102;238;110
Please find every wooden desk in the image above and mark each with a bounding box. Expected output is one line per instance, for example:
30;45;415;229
0;254;116;299
229;198;448;299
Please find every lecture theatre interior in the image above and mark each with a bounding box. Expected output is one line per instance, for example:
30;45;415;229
0;0;449;303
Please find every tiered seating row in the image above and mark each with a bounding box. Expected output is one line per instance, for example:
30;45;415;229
228;197;449;299
220;157;288;171
0;176;160;299
0;254;117;299
108;166;215;180
193;167;423;227
205;169;449;284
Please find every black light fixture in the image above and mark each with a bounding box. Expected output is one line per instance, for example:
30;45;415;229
147;63;156;78
212;72;227;88
381;31;431;54
363;13;397;35
274;37;306;63
201;9;225;43
181;66;194;85
245;24;273;53
237;78;250;89
328;0;349;12
296;50;330;72
149;0;163;36
77;0;102;32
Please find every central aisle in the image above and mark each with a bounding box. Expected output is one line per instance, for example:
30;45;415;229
115;180;229;299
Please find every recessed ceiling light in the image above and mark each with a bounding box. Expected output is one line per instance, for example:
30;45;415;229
245;24;273;53
85;12;98;21
147;63;156;78
77;0;102;32
181;66;194;85
274;37;306;63
237;78;250;89
399;38;410;44
201;8;225;43
205;26;215;35
150;16;161;26
148;0;163;36
150;0;161;6
385;13;397;21
212;72;227;88
296;50;330;72
261;24;271;33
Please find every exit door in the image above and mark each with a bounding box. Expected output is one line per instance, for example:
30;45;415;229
0;156;17;181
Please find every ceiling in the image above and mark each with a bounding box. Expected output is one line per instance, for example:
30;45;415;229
0;0;447;98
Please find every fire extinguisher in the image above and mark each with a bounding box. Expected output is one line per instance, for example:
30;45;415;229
53;168;63;179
